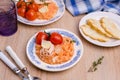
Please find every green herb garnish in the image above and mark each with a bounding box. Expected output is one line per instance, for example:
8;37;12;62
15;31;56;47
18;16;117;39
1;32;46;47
39;0;49;6
44;30;50;36
40;0;45;2
88;56;104;72
70;40;76;43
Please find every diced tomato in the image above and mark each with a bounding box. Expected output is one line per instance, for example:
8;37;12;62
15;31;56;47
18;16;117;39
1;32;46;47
25;9;37;21
36;32;49;45
28;3;39;11
50;32;63;45
17;6;26;17
17;0;26;8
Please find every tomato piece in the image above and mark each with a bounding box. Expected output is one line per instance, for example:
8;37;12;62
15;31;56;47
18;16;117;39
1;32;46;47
25;9;37;21
28;3;39;11
36;32;49;45
50;32;63;45
17;6;26;17
17;0;26;8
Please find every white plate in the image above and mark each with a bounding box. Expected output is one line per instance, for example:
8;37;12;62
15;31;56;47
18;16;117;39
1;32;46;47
26;28;83;72
79;11;120;47
17;0;65;26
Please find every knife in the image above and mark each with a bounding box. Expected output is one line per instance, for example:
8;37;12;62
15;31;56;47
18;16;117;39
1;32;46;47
0;51;27;80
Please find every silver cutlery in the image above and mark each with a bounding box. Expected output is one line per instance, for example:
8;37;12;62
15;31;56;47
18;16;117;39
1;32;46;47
0;51;28;80
0;46;41;80
5;46;41;80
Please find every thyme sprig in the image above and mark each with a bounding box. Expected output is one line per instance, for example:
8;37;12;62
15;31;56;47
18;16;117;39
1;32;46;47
88;56;104;72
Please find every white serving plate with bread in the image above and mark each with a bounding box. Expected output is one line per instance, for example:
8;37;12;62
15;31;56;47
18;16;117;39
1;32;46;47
79;11;120;47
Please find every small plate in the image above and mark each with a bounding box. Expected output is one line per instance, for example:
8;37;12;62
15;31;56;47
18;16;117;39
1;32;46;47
79;11;120;47
26;28;83;71
17;0;65;26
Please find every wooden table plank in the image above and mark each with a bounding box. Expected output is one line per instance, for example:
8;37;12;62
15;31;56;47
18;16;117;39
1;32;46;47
0;10;120;80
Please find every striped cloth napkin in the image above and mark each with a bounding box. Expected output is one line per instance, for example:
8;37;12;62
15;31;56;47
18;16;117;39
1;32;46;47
64;0;120;16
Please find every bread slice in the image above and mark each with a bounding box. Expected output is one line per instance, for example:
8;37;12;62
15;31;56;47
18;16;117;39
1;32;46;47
100;17;120;39
87;19;112;37
80;25;110;42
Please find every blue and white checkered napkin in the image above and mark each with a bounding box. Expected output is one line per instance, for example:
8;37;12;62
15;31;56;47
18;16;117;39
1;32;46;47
64;0;120;16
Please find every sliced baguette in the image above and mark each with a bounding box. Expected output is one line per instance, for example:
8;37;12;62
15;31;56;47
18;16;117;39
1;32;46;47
80;24;110;42
100;17;120;39
87;19;112;37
